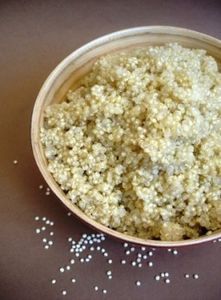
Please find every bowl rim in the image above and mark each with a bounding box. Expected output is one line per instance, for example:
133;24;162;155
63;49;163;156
31;25;221;247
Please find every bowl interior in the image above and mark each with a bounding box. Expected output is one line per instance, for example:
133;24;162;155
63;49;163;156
31;26;221;247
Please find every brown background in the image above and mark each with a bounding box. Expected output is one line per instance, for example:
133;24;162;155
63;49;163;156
1;1;221;299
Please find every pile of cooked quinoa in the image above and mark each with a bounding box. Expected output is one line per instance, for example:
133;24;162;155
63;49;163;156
40;43;221;241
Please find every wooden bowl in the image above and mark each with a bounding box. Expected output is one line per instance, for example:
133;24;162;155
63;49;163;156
31;26;221;247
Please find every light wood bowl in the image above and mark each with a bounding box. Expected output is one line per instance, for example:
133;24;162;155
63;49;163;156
31;26;221;247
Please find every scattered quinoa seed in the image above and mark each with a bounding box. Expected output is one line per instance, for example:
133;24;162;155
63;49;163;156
136;281;141;287
148;262;153;267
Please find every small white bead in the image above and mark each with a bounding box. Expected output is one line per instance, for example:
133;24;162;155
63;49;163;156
50;232;54;236
41;226;46;231
165;272;169;277
62;290;67;296
102;289;107;294
165;278;170;284
80;258;84;263
138;253;142;258
94;286;99;291
121;260;126;264
66;265;71;270
173;250;178;255
35;216;40;221
68;237;72;242
104;252;108;257
39;185;43;190
141;247;146;251
13;160;18;164
138;263;142;268
106;271;112;275
193;274;199;279
50;222;54;226
71;278;76;283
48;240;53;246
143;255;148;259
131;261;136;266
75;253;79;257
155;275;160;281
70;259;75;264
42;238;47;243
44;245;49;250
185;274;190;278
130;247;135;252
59;267;65;273
42;217;46;221
108;259;112;264
108;275;112;280
67;212;71;216
46;220;50;225
51;279;56;284
148;262;153;267
123;242;128;248
136;281;141;286
36;228;41;234
125;250;130;255
148;251;153;256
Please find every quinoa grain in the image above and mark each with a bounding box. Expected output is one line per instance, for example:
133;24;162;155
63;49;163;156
41;44;221;241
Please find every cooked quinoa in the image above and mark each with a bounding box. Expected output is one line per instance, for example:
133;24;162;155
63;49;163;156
40;43;221;241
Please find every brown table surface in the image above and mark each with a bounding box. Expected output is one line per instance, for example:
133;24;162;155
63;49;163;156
1;1;221;299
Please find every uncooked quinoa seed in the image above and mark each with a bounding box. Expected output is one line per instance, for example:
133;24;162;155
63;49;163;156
41;43;221;241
